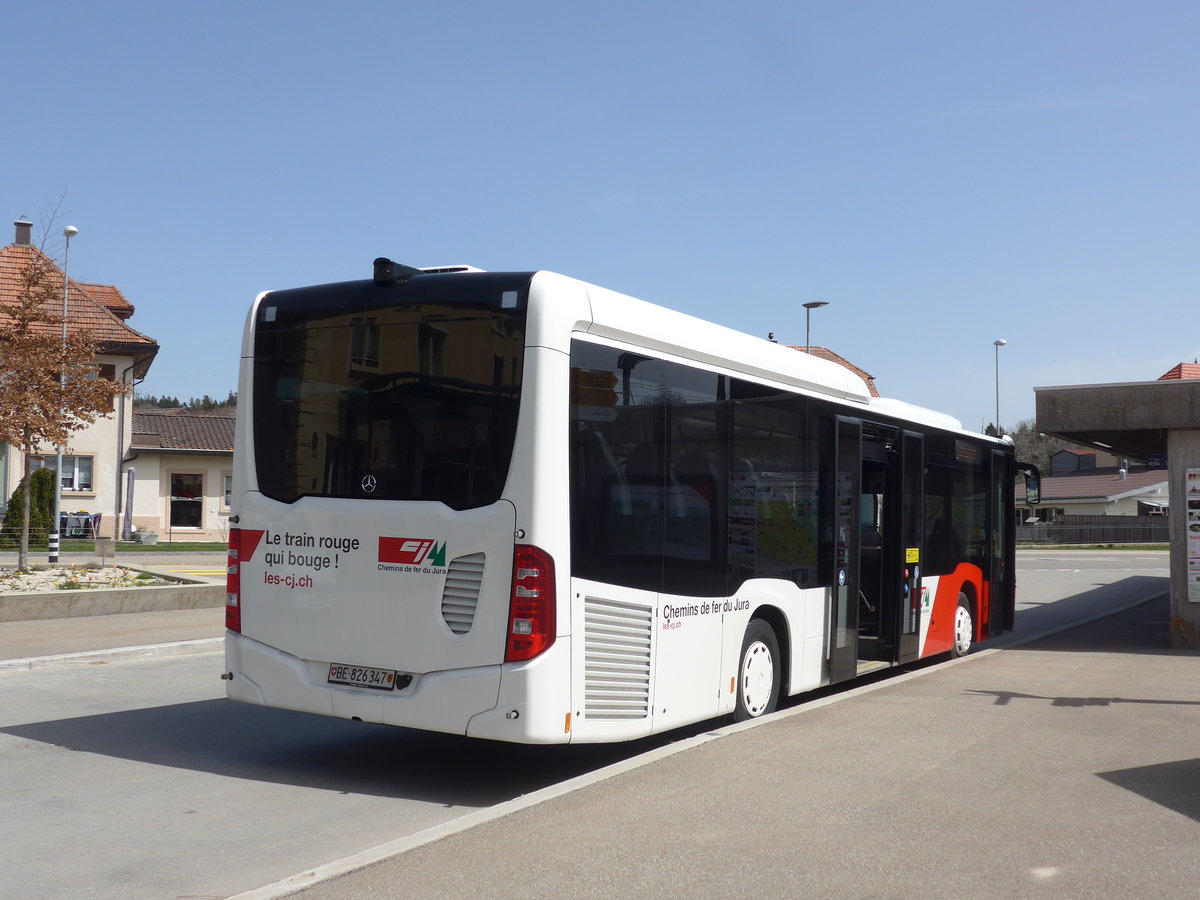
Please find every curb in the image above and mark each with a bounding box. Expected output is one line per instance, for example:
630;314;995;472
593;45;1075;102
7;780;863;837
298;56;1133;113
0;573;224;623
0;636;223;671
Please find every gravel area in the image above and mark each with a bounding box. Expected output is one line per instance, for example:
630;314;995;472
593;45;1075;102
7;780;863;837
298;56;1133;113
0;565;172;593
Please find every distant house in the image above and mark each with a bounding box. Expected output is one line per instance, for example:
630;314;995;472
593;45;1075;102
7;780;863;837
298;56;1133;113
1048;448;1122;475
126;409;235;541
1019;449;1168;521
0;219;158;537
1017;466;1168;521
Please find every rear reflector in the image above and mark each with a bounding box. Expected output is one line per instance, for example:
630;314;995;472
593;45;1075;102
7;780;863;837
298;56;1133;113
505;545;555;662
226;528;242;633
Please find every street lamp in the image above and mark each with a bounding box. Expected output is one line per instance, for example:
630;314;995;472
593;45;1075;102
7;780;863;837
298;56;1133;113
49;225;78;564
803;301;829;353
993;338;1007;436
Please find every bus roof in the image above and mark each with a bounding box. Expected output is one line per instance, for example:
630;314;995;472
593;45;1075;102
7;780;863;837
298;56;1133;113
572;276;875;405
252;262;998;444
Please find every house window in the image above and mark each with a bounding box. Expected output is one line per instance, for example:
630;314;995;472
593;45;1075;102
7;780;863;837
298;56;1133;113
170;473;203;528
418;323;446;376
349;317;380;369
27;455;94;492
222;473;233;510
98;363;117;411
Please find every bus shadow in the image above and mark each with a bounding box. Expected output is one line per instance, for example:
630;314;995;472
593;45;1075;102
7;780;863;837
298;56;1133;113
0;699;683;805
997;576;1175;655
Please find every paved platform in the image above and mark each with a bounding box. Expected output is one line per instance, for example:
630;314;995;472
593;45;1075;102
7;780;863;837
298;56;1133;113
1;576;1196;898
0;551;226;663
0;606;223;664
281;594;1200;900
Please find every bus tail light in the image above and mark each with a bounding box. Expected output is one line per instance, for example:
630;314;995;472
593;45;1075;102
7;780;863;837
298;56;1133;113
505;545;556;662
226;528;242;633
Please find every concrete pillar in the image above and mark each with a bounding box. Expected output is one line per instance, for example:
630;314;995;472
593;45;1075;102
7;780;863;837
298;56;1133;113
1167;429;1200;648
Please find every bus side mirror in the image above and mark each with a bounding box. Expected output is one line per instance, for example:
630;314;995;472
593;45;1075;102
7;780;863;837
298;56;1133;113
1018;463;1041;506
1025;473;1040;505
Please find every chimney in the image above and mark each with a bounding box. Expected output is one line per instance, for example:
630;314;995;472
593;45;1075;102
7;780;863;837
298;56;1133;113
13;219;32;246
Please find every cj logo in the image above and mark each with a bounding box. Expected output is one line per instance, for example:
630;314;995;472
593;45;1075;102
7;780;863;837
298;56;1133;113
379;537;447;567
361;475;377;494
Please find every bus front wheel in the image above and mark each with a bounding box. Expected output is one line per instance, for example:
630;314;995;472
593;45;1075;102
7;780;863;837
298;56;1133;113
951;594;973;658
734;618;781;722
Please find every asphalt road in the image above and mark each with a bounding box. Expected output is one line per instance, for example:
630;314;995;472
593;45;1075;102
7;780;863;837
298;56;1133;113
0;550;1172;899
0;654;691;899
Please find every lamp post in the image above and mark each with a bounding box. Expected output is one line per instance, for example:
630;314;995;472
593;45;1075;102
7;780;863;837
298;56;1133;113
49;225;78;564
803;301;829;353
993;338;1007;436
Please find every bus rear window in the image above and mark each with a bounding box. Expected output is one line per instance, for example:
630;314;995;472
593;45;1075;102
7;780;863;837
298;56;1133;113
252;277;528;509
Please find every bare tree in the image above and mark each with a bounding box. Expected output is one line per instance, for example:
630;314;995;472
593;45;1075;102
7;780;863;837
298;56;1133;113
1007;419;1069;477
0;240;130;569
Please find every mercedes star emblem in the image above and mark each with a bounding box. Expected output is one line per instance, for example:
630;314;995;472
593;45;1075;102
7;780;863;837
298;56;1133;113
361;475;377;493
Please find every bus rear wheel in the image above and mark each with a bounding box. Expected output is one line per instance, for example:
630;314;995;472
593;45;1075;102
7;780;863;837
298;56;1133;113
951;594;973;658
734;618;781;722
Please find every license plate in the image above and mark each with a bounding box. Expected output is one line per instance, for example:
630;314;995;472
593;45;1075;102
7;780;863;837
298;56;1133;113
327;663;397;691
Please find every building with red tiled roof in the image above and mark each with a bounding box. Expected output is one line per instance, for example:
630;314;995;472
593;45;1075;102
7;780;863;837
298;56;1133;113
787;345;879;397
0;223;157;367
1;219;159;540
1158;362;1200;382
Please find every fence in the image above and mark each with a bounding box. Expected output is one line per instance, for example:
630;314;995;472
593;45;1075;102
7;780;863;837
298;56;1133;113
0;516;104;549
1018;514;1169;545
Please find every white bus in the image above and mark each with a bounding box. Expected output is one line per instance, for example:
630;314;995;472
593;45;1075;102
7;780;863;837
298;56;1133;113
224;259;1037;744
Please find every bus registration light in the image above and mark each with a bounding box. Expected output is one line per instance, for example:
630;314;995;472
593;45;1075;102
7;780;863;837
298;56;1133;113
505;545;555;662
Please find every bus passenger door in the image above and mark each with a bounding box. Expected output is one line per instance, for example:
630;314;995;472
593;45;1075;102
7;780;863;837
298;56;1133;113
988;449;1015;636
828;417;861;684
896;431;924;664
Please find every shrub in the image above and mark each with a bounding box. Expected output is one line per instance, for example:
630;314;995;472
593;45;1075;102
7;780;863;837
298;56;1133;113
0;467;57;549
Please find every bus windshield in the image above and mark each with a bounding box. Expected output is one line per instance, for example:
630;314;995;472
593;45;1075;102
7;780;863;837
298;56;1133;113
251;276;529;509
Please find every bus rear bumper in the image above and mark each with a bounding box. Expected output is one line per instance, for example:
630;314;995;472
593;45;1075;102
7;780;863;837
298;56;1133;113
466;639;574;744
223;632;503;736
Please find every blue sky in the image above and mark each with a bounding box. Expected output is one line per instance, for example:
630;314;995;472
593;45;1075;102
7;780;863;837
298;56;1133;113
5;1;1197;431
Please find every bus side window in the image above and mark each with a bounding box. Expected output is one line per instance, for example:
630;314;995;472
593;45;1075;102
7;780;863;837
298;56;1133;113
663;448;718;594
570;428;629;577
675;449;716;503
922;461;954;576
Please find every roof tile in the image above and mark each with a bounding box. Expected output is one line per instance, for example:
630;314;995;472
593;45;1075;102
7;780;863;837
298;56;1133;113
786;345;879;397
0;242;157;351
80;282;135;319
1017;468;1167;502
132;410;234;451
1158;362;1200;381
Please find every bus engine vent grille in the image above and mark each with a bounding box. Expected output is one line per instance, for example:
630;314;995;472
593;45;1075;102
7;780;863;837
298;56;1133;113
583;596;652;720
441;552;486;635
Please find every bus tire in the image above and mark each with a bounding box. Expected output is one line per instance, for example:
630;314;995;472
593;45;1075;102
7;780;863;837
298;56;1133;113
951;593;973;658
734;618;781;722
